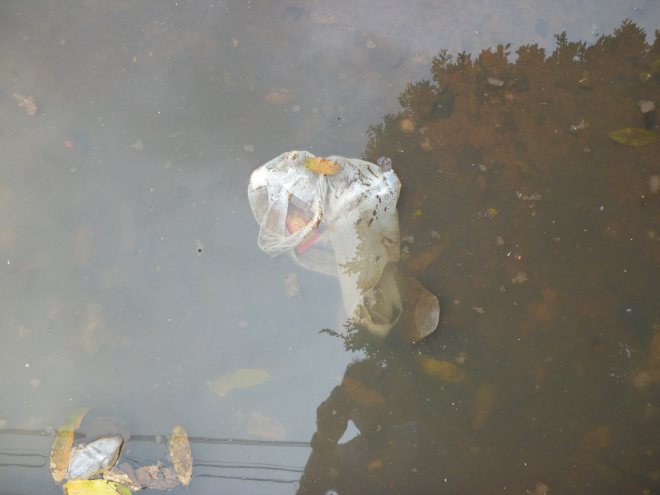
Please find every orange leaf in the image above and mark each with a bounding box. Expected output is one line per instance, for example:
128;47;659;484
304;157;340;176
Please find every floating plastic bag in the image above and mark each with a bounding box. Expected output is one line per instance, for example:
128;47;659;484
248;151;439;341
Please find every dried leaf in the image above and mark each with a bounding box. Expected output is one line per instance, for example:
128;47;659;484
50;407;89;483
578;426;611;449
415;355;466;382
135;464;178;490
608;128;660;146
473;381;494;431
64;479;132;495
169;425;192;486
246;412;286;440
342;377;386;406
407;242;446;275
304;157;340;176
207;368;271;396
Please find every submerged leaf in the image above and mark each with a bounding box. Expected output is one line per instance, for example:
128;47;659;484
169;425;192;486
64;479;132;495
608;128;660;146
578;426;611;449
50;407;89;483
647;326;660;381
473;381;494;431
416;355;466;382
304;157;340;176
246;412;286;440
207;368;271;396
342;377;386;406
406;242;446;275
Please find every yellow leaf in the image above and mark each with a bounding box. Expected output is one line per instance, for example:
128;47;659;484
207;368;270;397
304;157;340;176
608;128;660;146
473;381;494;431
50;407;89;483
64;479;132;495
415;355;466;382
578;426;611;449
341;377;386;406
169;425;192;486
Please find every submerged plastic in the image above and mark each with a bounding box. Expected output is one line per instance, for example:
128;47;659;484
248;151;439;340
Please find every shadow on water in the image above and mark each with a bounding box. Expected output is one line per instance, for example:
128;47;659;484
299;19;660;495
1;2;659;493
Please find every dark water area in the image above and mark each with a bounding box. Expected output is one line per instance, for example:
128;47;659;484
0;1;659;494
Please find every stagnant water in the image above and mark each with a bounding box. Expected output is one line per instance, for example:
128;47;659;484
1;2;658;494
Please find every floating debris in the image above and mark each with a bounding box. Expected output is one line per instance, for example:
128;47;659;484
50;408;89;483
516;191;542;201
68;435;123;480
135;463;178;490
169;425;192;486
63;479;131;495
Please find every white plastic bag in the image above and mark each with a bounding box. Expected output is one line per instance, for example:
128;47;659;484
248;150;438;340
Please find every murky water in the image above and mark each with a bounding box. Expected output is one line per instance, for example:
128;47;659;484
1;1;659;494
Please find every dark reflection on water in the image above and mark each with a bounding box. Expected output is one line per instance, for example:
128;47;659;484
0;0;659;493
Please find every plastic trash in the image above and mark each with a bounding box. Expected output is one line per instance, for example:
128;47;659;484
248;151;439;341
